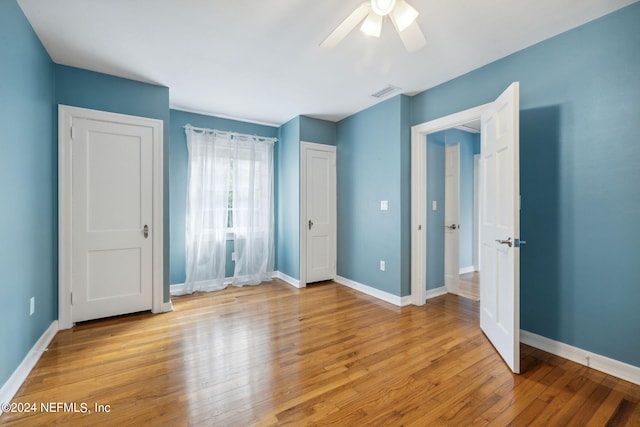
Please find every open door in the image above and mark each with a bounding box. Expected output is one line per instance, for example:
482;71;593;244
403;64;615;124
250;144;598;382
480;82;521;373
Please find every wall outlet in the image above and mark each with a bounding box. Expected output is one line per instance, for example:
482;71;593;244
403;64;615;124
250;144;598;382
380;200;388;211
432;200;438;211
30;297;35;316
380;260;386;271
231;252;236;262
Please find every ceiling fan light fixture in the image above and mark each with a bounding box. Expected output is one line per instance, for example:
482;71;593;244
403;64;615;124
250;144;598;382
361;11;383;37
371;0;396;16
320;0;425;52
392;0;419;32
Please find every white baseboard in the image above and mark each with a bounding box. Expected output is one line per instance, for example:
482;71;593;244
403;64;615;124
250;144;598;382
334;275;412;307
273;271;302;288
0;321;59;413
426;286;448;300
459;266;476;275
521;330;640;386
170;283;186;296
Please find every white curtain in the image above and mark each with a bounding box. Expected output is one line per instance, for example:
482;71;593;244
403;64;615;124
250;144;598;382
231;136;275;285
182;126;274;295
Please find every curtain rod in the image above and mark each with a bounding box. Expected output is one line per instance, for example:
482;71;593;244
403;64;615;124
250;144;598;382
184;124;277;143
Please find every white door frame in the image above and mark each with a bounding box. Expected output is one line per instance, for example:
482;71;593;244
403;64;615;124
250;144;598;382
411;104;490;305
58;105;164;329
300;141;337;287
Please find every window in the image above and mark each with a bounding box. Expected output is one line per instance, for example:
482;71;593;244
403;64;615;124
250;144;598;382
184;125;275;289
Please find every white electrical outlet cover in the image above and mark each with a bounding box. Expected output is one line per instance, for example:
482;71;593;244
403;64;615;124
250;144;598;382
380;200;388;211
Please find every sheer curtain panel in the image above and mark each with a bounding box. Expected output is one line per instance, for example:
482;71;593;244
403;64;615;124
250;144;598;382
181;125;275;295
231;138;274;286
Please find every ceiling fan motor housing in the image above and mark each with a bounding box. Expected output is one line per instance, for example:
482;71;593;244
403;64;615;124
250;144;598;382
371;0;396;16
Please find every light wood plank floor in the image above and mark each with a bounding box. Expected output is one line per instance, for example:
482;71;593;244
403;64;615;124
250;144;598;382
3;280;639;426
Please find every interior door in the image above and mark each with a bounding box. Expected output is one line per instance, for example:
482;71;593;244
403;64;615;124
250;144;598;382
444;143;460;294
72;117;153;322
305;146;336;283
480;82;521;373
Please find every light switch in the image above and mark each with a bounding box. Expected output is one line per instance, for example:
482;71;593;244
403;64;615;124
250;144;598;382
380;200;388;211
380;260;386;271
432;201;437;211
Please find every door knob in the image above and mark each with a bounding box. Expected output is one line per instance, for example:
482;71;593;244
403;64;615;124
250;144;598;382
445;224;458;230
143;224;149;238
495;237;512;247
308;220;314;230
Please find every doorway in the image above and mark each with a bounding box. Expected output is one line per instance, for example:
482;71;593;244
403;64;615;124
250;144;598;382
426;125;481;301
411;82;522;373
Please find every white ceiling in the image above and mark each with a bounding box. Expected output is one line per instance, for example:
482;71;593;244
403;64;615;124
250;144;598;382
18;0;637;126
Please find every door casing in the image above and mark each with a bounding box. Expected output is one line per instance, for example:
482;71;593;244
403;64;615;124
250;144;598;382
411;103;490;305
58;105;164;329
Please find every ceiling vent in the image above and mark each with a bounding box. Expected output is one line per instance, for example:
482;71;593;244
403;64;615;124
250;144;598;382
371;85;401;99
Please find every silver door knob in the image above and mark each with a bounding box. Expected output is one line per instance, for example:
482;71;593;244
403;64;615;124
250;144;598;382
143;224;149;238
308;220;314;230
495;237;512;247
445;224;458;230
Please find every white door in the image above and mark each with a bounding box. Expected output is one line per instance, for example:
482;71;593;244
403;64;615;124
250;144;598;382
71;118;153;322
444;143;460;294
480;82;521;373
304;144;336;284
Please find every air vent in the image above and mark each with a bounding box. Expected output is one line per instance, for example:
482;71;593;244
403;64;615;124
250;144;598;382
371;85;401;99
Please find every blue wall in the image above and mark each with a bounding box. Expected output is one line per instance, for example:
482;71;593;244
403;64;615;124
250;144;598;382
276;117;301;279
336;96;411;296
0;0;56;386
300;116;337;146
410;3;640;366
169;109;278;284
54;65;172;301
399;96;412;296
426;133;445;290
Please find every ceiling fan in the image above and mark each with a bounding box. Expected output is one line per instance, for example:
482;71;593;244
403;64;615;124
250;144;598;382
320;0;426;52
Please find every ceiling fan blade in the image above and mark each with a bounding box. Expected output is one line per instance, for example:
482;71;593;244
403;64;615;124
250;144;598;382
392;19;426;52
320;2;371;49
361;10;383;37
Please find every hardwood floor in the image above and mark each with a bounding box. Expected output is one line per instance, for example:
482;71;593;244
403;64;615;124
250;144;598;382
3;280;639;426
458;271;480;301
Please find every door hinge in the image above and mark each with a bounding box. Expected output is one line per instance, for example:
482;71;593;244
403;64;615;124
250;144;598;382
70;292;73;305
71;127;75;140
